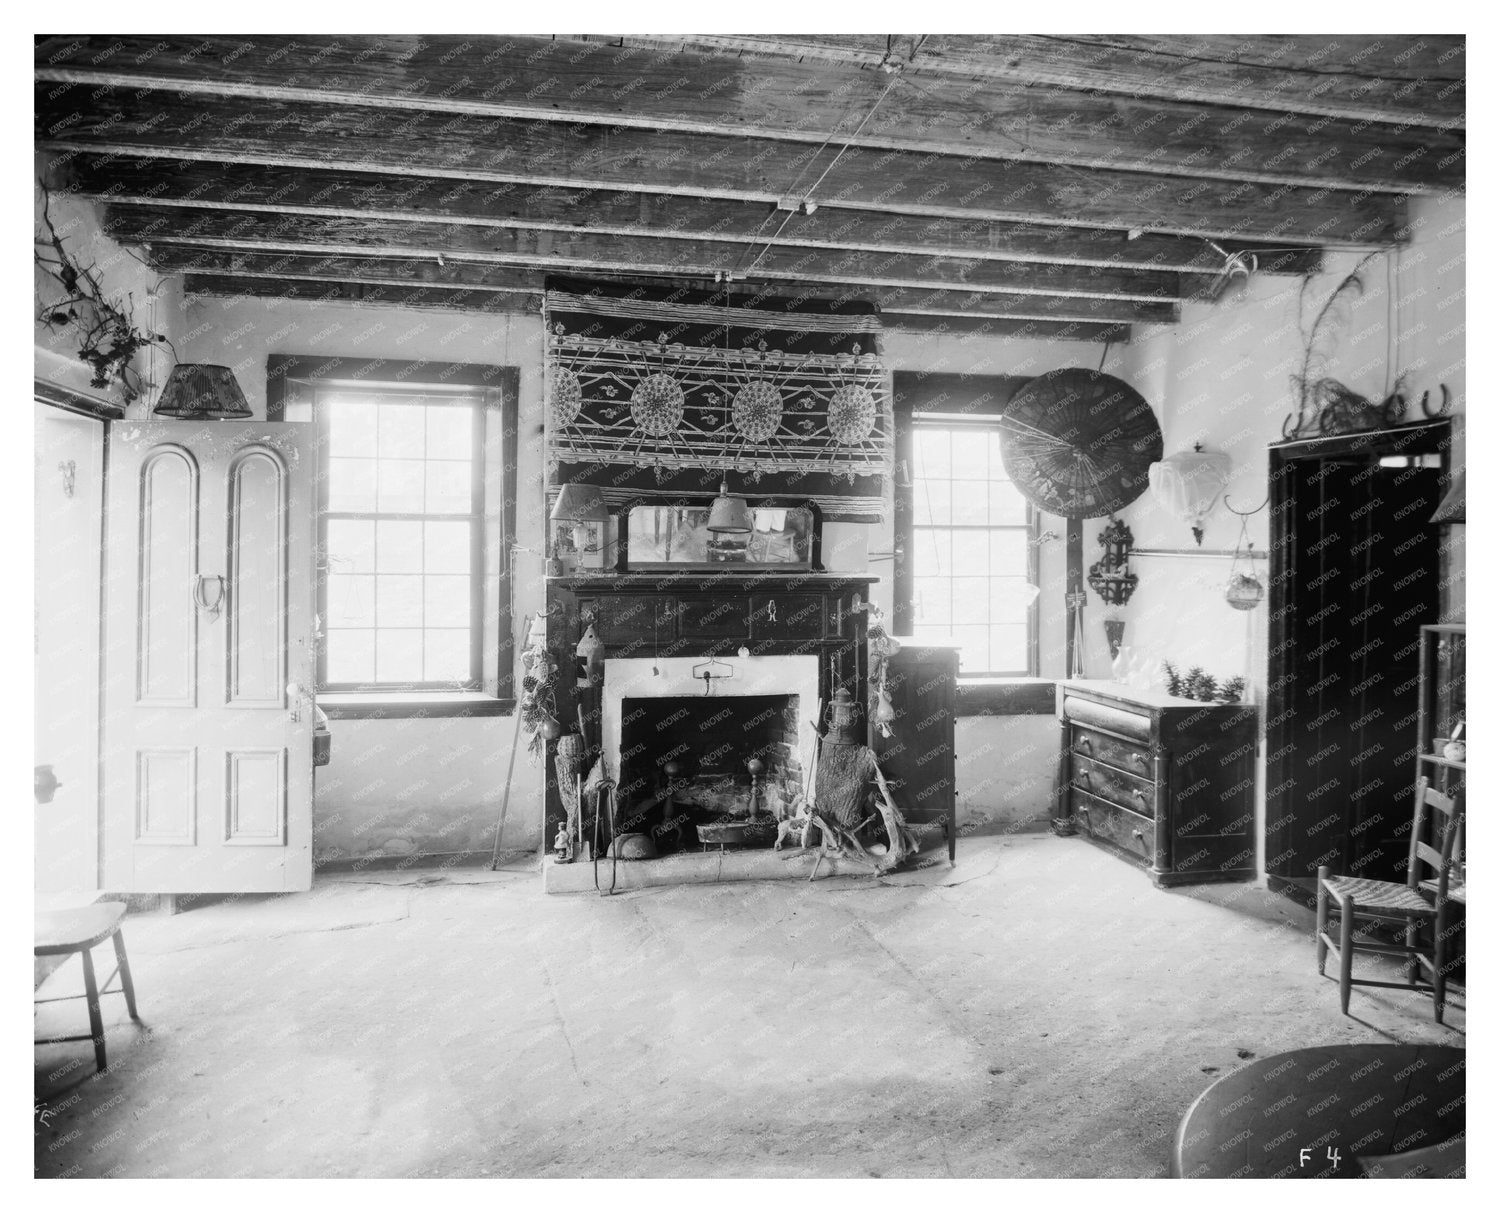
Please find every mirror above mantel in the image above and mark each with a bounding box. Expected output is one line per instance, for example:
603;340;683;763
622;499;820;571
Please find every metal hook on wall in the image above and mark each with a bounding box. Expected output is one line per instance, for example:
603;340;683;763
1223;495;1269;518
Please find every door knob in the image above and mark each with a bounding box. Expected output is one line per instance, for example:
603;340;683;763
287;682;313;722
35;765;62;805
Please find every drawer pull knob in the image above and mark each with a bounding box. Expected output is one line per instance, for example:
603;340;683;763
1077;738;1093;753
1134;789;1151;807
1133;754;1149;770
1132;829;1145;843
1078;771;1091;786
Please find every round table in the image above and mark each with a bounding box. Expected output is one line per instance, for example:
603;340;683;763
1171;1044;1465;1178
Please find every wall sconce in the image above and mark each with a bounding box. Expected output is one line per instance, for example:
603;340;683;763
550;482;611;571
153;363;253;419
1148;443;1232;545
1087;518;1138;658
1087;518;1137;606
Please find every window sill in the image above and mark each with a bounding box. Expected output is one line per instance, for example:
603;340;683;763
318;692;516;721
955;677;1055;717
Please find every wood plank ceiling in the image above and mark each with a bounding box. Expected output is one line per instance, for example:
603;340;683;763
35;34;1465;344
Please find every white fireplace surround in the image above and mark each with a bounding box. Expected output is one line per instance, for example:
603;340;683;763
602;655;822;783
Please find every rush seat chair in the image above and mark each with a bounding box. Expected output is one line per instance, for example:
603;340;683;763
1317;778;1465;1023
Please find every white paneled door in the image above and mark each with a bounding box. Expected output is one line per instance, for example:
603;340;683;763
102;422;314;892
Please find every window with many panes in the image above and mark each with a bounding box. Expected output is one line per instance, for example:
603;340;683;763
317;384;485;690
907;417;1037;676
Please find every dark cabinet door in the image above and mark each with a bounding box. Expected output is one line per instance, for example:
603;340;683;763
875;644;958;860
1267;422;1448;900
582;595;663;652
676;595;750;641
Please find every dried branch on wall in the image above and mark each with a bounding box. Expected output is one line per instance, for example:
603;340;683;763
34;183;171;404
1283;253;1451;439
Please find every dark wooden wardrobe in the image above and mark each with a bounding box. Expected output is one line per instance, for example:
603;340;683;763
1265;419;1452;905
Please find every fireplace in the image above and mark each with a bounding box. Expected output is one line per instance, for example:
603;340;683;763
541;571;876;886
602;655;821;853
617;694;801;850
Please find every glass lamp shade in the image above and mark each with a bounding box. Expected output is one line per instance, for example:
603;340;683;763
707;478;753;534
550;482;609;522
153;363;253;419
1147;446;1232;545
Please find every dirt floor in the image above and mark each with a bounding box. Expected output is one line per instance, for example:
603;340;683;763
34;834;1464;1178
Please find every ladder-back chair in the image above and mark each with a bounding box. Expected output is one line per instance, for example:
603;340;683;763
1317;777;1465;1023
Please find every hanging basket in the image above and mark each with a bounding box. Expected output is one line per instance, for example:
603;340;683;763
1225;572;1265;611
1223;501;1266;610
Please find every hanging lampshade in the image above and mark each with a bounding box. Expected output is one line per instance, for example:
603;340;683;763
1147;444;1233;545
707;477;753;534
1430;466;1465;525
153;363;253;419
550;482;609;522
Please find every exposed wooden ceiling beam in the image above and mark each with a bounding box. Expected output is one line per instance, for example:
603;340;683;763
183;274;539;313
179;272;1130;344
881;312;1130;343
152;248;1175;325
33;35;1460;192
55;155;1324;276
35;84;1407;245
621;35;1464;129
100;204;1182;303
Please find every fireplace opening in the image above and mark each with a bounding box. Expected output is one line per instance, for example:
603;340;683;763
615;694;802;855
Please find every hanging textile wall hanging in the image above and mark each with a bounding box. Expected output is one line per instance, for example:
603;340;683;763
543;277;892;522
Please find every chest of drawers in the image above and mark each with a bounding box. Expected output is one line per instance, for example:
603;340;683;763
1056;681;1259;886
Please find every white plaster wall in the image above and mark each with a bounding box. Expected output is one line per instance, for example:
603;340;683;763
953;715;1059;835
178;296;550;859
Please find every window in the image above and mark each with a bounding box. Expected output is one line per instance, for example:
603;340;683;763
318;385;485;689
269;355;517;709
907;419;1037;676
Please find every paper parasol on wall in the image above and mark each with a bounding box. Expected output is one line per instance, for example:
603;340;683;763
1148;444;1233;545
998;369;1164;519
